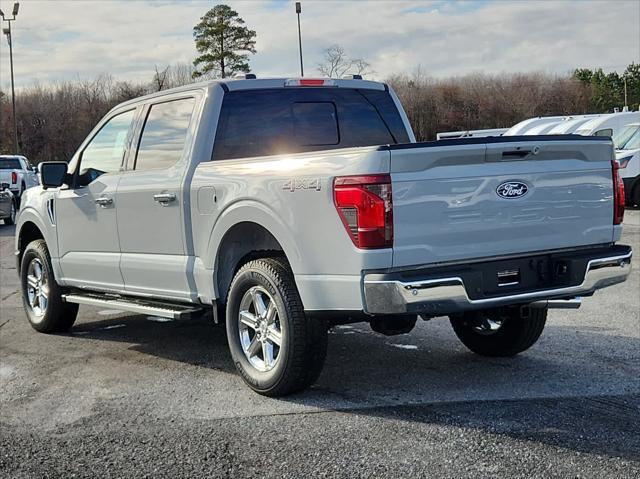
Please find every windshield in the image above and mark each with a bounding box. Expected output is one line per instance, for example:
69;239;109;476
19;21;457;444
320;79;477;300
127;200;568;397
0;158;21;169
614;125;640;150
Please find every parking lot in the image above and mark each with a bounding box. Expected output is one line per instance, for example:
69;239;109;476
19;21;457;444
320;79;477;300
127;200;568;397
1;210;639;478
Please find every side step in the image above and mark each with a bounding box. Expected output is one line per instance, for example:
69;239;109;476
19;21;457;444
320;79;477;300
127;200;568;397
62;293;205;320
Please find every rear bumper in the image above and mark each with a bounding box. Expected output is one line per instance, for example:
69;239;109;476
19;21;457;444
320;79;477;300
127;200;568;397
363;246;632;315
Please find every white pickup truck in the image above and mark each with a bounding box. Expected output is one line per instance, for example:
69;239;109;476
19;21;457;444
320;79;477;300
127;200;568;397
15;77;632;396
0;155;39;201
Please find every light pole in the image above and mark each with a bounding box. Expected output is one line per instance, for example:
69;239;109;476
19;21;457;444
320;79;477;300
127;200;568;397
1;2;19;153
295;2;303;77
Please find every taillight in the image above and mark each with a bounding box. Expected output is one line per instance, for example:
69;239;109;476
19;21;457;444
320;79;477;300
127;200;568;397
11;171;17;184
334;174;393;249
612;159;625;225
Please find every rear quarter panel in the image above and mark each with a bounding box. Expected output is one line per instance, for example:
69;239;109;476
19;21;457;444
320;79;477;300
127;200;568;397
190;147;393;309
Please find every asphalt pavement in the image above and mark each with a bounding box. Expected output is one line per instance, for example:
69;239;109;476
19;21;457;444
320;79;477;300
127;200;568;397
1;210;639;478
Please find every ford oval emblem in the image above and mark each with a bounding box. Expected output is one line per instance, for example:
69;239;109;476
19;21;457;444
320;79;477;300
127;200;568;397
496;181;528;199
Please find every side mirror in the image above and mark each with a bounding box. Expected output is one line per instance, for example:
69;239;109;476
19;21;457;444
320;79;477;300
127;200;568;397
40;162;69;189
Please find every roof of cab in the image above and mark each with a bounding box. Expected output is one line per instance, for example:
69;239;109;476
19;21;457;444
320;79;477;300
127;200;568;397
113;77;387;111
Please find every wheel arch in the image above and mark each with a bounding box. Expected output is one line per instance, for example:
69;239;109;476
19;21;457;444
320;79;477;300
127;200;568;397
213;220;294;305
16;210;53;275
205;201;303;304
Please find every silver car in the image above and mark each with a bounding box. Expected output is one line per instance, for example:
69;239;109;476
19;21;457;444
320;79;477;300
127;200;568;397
0;183;16;225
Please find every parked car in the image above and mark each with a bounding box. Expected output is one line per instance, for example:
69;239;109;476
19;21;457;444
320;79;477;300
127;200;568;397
15;77;632;396
574;111;640;139
547;115;603;135
436;128;508;140
0;155;39;202
503;116;566;136
0;183;17;225
614;122;640;206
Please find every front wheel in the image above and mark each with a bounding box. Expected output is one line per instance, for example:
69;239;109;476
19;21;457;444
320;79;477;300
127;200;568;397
226;257;327;396
449;306;547;357
20;239;79;333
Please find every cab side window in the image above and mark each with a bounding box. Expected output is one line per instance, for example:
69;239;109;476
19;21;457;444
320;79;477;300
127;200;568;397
77;109;135;186
134;98;195;171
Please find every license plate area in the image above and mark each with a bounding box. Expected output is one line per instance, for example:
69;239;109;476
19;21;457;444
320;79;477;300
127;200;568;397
497;269;521;287
480;255;578;298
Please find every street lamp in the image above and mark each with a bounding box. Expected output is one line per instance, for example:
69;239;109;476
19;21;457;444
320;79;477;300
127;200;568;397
295;2;303;77
1;2;20;153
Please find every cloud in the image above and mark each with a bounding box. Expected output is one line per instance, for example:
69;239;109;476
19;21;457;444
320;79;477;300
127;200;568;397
0;0;638;90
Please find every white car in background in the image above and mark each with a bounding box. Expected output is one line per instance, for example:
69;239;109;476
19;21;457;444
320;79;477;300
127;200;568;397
503;116;566;136
614;123;640;206
574;111;640;139
0;155;39;202
547;115;603;135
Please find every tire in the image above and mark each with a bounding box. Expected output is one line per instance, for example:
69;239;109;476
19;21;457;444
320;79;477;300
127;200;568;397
20;239;79;333
17;183;26;207
449;306;547;357
226;257;328;396
3;200;16;225
633;183;640;208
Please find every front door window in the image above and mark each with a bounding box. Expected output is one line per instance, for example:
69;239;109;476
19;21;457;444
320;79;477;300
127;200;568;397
77;109;135;186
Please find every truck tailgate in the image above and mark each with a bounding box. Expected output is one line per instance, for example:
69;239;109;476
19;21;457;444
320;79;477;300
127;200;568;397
389;137;615;268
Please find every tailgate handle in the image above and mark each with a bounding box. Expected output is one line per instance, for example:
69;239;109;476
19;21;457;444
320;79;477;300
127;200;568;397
501;150;532;159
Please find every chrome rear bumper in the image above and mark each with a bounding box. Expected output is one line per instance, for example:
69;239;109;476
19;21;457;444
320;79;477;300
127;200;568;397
363;250;632;315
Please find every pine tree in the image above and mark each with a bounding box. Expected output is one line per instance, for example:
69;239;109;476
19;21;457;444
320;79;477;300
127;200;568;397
193;5;257;79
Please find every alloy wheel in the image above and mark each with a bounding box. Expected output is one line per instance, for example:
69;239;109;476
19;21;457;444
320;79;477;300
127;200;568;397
238;286;283;372
26;258;48;320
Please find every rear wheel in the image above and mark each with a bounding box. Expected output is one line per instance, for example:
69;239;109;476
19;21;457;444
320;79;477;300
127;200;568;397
20;240;78;333
449;306;547;357
226;257;327;396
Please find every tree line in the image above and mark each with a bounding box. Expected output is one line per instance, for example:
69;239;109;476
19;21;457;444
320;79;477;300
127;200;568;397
0;1;637;162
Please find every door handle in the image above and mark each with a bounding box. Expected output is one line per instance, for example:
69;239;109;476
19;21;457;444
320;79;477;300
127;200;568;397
153;193;176;205
95;196;113;207
501;150;531;159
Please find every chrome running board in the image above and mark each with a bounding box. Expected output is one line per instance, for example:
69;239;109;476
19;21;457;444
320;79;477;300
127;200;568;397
62;293;204;319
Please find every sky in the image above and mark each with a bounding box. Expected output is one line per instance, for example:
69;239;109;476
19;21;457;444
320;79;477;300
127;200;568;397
0;0;639;90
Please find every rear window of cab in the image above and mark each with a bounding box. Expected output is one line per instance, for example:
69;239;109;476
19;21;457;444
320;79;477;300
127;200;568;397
212;88;409;161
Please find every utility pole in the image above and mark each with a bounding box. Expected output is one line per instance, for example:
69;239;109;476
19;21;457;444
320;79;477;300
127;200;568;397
623;76;628;110
1;2;20;153
295;2;304;77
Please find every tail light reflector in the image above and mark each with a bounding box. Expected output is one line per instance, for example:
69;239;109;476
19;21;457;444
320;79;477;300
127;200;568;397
612;159;625;225
11;171;17;184
333;174;393;249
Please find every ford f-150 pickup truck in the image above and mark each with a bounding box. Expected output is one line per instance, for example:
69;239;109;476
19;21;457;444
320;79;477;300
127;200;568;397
0;155;39;202
15;77;632;396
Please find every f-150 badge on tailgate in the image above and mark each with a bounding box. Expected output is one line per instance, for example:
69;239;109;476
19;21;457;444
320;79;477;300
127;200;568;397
496;181;528;199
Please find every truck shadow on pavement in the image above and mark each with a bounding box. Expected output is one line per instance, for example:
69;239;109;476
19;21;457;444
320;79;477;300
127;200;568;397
68;313;640;462
71;313;236;373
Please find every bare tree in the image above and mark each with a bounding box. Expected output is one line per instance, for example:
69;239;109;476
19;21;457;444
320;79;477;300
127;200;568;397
351;58;373;76
152;65;170;91
317;45;373;78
